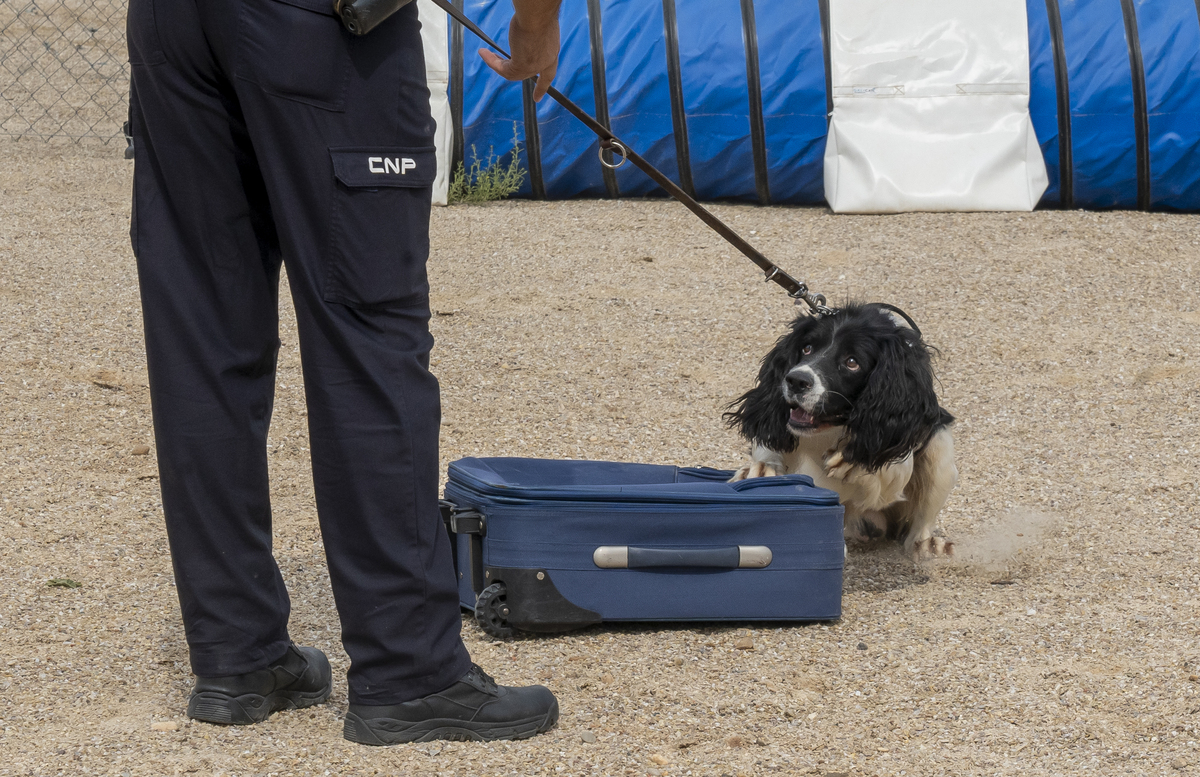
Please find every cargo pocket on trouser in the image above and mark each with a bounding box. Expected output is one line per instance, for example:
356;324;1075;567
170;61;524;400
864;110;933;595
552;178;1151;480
325;147;437;309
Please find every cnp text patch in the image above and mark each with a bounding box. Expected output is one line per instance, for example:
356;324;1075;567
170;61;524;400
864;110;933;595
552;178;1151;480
330;147;437;188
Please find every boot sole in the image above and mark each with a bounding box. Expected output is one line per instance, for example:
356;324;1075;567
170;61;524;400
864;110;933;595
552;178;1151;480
343;699;559;745
187;656;333;725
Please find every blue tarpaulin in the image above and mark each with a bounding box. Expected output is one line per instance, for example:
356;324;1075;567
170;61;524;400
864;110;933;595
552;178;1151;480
1136;0;1200;210
1061;0;1140;209
448;0;1200;210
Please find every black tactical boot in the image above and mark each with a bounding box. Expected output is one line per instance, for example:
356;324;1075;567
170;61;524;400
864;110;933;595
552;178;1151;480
187;643;332;725
343;664;558;744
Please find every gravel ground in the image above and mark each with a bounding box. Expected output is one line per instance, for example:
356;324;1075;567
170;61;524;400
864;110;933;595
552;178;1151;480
2;144;1199;777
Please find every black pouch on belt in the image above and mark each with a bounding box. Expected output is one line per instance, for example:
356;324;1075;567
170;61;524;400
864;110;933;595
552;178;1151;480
333;0;413;35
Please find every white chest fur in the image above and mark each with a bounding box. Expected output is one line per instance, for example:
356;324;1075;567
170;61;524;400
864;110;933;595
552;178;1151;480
757;426;914;513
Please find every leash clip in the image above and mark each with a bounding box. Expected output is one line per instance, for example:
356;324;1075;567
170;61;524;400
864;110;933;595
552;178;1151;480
789;287;835;317
763;267;834;317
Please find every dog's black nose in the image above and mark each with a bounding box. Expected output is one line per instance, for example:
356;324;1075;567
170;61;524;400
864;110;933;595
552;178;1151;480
786;372;813;394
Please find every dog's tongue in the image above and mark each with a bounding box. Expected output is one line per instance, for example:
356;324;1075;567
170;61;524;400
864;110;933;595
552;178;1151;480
790;408;816;426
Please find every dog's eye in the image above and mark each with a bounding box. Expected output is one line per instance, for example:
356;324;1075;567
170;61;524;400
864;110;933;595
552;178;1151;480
802;345;813;355
844;357;860;371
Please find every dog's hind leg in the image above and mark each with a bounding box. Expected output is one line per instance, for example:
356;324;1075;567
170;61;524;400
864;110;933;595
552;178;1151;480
891;428;957;559
845;509;888;544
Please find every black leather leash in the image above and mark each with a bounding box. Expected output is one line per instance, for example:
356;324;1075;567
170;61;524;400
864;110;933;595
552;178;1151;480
427;0;836;318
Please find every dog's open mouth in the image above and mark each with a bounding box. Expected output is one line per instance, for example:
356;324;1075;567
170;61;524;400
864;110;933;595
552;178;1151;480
788;407;831;432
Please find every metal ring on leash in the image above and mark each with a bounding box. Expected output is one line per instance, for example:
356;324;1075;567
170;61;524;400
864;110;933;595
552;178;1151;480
599;141;628;169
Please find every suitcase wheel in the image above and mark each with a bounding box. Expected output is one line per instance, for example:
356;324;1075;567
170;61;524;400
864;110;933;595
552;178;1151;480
475;582;515;640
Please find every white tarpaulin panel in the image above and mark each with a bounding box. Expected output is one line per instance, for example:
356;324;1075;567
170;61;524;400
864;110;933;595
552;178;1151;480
823;0;1048;213
418;0;451;205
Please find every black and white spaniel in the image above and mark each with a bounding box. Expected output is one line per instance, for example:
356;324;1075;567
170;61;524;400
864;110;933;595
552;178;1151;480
725;303;957;557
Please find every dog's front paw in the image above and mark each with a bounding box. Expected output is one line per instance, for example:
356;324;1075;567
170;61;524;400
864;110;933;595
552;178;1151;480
731;461;782;481
748;460;782;479
823;450;855;481
910;536;954;560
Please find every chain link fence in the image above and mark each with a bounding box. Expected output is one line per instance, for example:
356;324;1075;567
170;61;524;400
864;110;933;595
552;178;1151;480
1;0;128;143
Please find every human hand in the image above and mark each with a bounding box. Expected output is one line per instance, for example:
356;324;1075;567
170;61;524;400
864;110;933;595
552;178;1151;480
479;4;560;101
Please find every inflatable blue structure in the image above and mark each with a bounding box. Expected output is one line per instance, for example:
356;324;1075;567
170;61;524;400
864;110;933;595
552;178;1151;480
448;0;1200;210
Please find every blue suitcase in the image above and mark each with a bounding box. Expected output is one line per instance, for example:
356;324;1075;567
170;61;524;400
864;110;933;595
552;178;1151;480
440;457;845;638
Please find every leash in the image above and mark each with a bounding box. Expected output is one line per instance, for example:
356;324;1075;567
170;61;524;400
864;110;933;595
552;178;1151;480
428;0;836;318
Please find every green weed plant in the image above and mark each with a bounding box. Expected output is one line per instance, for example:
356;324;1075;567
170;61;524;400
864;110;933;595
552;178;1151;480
449;124;527;204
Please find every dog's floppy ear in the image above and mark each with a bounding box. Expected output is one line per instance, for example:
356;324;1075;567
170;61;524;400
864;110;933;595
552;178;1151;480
723;318;816;454
842;328;950;471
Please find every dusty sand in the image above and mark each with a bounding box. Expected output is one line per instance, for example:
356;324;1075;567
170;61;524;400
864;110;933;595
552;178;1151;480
1;143;1198;776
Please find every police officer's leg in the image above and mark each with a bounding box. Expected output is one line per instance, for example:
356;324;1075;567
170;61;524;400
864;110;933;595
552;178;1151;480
127;0;293;677
225;1;471;704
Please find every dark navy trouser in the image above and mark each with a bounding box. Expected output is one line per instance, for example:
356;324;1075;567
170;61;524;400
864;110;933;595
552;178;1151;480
126;0;471;705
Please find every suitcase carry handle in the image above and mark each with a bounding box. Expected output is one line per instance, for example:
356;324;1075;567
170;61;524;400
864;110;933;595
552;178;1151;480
593;545;772;569
440;500;488;595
